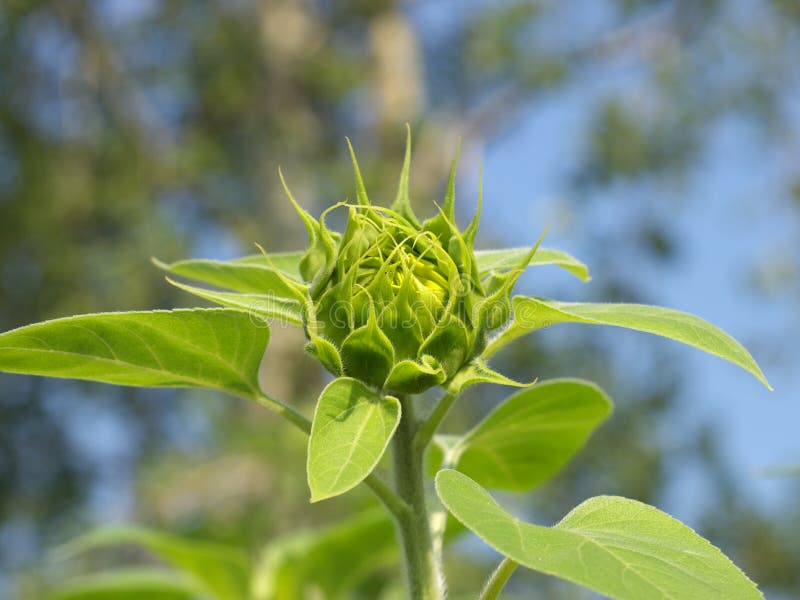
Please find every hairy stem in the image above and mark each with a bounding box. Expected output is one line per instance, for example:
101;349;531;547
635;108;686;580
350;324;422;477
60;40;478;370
479;558;518;600
393;396;444;600
414;391;458;455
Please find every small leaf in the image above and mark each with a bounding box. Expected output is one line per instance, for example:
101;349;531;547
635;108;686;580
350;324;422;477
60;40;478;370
436;470;763;600
55;526;249;600
152;257;306;301
0;309;268;399
449;379;612;490
485;297;772;389
252;510;396;600
49;568;198;600
307;378;401;502
166;278;303;326
475;247;590;282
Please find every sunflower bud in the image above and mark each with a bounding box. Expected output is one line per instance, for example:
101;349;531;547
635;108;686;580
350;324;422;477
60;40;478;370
287;130;534;394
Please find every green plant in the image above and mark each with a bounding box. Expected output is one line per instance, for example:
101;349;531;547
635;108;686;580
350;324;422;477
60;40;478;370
0;130;772;599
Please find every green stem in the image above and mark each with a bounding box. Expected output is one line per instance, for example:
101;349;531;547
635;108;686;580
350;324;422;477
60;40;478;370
254;391;409;519
414;391;458;455
479;558;518;600
393;396;444;600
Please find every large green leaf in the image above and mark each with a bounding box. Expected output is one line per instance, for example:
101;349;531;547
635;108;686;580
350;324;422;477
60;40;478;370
307;377;401;502
252;510;396;600
166;278;303;326
0;309;267;399
474;247;590;281
55;526;250;600
436;470;763;600
434;379;612;491
485;297;771;389
153;256;306;300
49;569;198;600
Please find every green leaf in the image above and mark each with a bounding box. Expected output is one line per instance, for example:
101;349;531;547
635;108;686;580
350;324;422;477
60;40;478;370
0;309;268;399
446;379;612;491
252;510;396;600
152;256;306;301
436;470;763;600
49;569;198;600
475;247;589;282
166;278;303;326
54;526;250;600
485;297;772;389
231;251;304;279
307;378;401;502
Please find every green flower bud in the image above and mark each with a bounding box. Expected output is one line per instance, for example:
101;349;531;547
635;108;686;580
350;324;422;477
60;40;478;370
284;130;537;394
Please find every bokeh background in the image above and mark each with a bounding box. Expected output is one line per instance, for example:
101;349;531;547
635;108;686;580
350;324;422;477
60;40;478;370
0;0;798;598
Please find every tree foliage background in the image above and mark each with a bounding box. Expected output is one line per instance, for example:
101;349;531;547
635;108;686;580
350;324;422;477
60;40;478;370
0;1;798;598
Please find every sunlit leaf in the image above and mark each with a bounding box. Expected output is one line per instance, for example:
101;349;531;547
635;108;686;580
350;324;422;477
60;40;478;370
436;470;763;600
485;297;771;389
474;247;590;281
166;278;303;326
0;309;267;399
307;377;401;502
152;257;306;301
441;379;612;490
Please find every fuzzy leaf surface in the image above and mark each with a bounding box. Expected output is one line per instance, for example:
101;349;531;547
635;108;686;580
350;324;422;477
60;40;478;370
166;278;303;326
307;378;400;502
436;470;762;600
153;257;304;300
0;309;268;399
445;379;612;490
485;297;771;389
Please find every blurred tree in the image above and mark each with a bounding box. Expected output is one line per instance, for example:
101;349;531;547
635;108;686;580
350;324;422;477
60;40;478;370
1;0;798;598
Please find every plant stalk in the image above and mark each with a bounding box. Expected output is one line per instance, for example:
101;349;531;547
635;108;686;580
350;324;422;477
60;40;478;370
479;557;518;600
393;396;444;600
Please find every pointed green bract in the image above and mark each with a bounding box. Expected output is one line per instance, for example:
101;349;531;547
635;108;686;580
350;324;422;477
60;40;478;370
442;379;612;490
346;137;371;207
391;124;421;227
307;378;401;502
0;309;268;399
436;470;763;600
54;526;249;600
385;356;446;394
49;569;198;600
445;359;533;395
485;297;772;389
